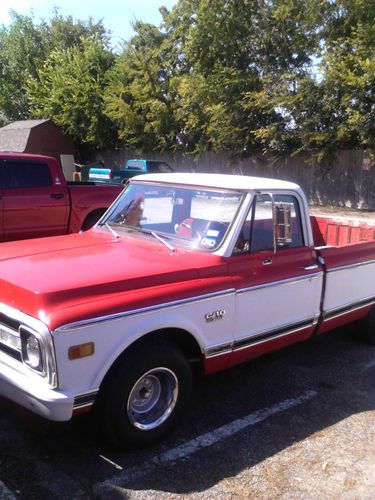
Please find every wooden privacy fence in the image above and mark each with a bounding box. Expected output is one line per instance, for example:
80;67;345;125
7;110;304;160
91;149;375;210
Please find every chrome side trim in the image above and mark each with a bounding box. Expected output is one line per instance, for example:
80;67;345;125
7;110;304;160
313;313;321;325
73;391;98;409
324;296;375;321
327;260;375;274
236;272;322;295
205;343;232;357
74;403;94;411
205;317;315;358
56;289;236;331
57;274;323;332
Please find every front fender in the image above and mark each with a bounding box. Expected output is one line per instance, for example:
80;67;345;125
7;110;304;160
53;290;235;394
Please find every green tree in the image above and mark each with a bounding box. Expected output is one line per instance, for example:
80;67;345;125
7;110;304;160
46;10;111;52
320;0;375;157
2;0;373;160
104;21;180;151
0;9;112;130
248;0;374;162
0;11;48;122
160;0;323;156
28;36;115;148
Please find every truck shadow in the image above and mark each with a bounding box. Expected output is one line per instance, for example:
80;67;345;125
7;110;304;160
1;324;374;497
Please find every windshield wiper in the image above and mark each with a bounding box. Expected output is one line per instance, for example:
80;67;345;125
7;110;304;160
150;231;176;252
104;222;120;239
100;223;175;250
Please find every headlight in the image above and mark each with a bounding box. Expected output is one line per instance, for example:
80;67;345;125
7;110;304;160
20;327;44;373
26;336;42;369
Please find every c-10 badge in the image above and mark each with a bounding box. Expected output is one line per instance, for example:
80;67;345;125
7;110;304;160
205;309;226;323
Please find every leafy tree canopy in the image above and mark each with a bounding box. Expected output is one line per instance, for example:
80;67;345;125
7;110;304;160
0;9;112;133
0;1;373;161
28;36;115;148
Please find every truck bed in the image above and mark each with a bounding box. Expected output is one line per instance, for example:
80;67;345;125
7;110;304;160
310;215;375;335
311;215;375;247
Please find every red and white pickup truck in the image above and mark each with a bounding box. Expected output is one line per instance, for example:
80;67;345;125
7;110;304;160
0;173;374;448
0;153;123;241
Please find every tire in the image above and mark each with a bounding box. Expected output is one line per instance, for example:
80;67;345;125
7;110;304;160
97;340;192;448
362;305;375;345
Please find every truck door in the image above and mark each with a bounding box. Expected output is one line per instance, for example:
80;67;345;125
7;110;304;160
228;193;323;367
1;158;69;242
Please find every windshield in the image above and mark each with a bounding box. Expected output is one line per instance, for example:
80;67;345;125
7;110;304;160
102;182;244;251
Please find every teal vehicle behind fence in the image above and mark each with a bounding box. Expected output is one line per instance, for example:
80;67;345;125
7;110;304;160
87;159;174;184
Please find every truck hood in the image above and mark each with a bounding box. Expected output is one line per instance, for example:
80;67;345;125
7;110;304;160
0;229;228;329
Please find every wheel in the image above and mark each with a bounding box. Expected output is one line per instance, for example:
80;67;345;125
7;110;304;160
97;340;192;448
362;305;375;345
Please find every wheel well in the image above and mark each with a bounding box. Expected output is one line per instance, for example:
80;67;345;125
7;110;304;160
140;328;203;365
101;328;203;388
81;208;107;230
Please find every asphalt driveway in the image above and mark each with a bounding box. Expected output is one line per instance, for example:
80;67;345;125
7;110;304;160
1;323;375;499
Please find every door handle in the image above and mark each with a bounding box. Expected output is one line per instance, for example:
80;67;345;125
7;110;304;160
50;193;64;199
302;264;319;271
263;257;273;265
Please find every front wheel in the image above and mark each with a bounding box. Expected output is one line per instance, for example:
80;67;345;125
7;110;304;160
97;340;192;448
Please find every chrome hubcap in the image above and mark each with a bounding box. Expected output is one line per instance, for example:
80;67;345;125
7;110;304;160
127;367;178;430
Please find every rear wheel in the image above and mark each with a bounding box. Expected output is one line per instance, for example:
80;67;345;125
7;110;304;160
97;340;192;448
81;209;106;231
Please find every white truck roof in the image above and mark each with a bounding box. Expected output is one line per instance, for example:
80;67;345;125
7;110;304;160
133;172;301;193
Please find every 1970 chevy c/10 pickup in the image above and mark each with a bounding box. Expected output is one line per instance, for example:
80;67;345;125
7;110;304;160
0;173;374;447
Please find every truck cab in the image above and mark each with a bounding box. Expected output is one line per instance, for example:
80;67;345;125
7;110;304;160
0;154;69;240
0;153;122;241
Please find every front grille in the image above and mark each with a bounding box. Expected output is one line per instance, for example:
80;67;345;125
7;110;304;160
0;342;22;361
0;317;22;362
0;312;22;332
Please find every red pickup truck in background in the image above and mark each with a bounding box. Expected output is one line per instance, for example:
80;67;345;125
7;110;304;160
0;153;123;242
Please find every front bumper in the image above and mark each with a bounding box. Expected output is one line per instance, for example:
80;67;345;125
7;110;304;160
0;358;73;422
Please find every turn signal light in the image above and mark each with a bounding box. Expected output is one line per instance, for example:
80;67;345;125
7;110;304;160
68;342;95;360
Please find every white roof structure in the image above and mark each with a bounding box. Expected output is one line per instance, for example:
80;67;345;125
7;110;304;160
133;172;301;192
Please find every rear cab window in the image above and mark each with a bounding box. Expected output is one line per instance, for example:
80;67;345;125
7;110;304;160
125;160;146;171
1;160;52;188
124;160;173;174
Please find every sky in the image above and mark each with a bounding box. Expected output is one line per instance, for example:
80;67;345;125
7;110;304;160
0;0;177;46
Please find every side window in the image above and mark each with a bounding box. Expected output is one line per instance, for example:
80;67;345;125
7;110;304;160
2;161;52;188
274;194;304;248
251;194;274;252
234;193;304;254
